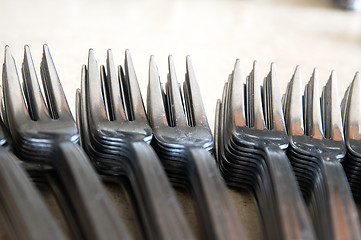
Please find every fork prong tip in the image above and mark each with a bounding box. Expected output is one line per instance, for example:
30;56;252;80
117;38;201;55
330;70;338;81
312;68;319;77
125;49;131;57
88;49;96;58
270;62;277;71
4;46;13;60
4;45;11;53
253;60;258;67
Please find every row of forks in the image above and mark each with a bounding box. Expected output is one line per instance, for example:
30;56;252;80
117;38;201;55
215;61;316;239
1;45;361;240
77;49;194;239
283;68;360;240
1;45;250;240
3;46;131;240
216;60;361;240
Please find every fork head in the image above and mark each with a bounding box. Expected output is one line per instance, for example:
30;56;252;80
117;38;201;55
2;45;78;147
342;72;361;156
283;67;345;159
147;55;212;149
223;60;288;148
82;49;151;143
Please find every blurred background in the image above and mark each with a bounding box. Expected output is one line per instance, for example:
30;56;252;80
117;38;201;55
0;0;361;238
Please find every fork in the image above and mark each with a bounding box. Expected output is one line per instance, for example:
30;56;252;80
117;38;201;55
215;60;316;240
283;67;361;240
76;49;194;240
2;45;131;240
342;73;361;199
147;55;247;240
0;122;66;239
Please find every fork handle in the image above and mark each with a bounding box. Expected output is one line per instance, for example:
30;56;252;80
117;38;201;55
53;142;131;240
314;158;361;240
186;147;248;240
0;149;67;240
127;141;195;240
262;146;316;240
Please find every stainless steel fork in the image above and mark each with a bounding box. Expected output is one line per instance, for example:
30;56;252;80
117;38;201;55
2;45;131;240
342;73;361;200
215;60;315;240
283;67;361;240
0;120;66;240
147;55;248;240
76;49;194;240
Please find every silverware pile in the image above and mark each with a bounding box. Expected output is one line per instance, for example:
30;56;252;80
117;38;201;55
77;49;193;240
147;56;247;239
282;68;361;240
3;45;131;240
0;44;360;240
215;61;316;240
342;74;361;201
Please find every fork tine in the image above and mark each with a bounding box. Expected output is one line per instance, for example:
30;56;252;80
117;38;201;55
230;59;246;128
345;72;361;141
80;65;92;150
86;49;108;123
147;55;169;128
40;45;72;120
100;65;112;121
215;80;228;178
309;69;324;139
1;98;9;131
76;88;84;148
22;45;49;121
214;99;222;161
269;63;286;132
341;84;351;130
3;46;31;122
222;80;230;134
326;71;344;141
79;64;91;149
185;56;209;128
168;55;188;127
287;66;305;136
248;61;266;130
124;50;147;121
106;49;126;121
282;81;291;124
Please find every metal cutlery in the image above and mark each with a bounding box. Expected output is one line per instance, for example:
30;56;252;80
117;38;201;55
76;48;194;240
341;73;361;200
147;55;248;240
215;60;316;240
283;67;361;240
1;44;361;240
2;45;131;240
0;117;66;239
